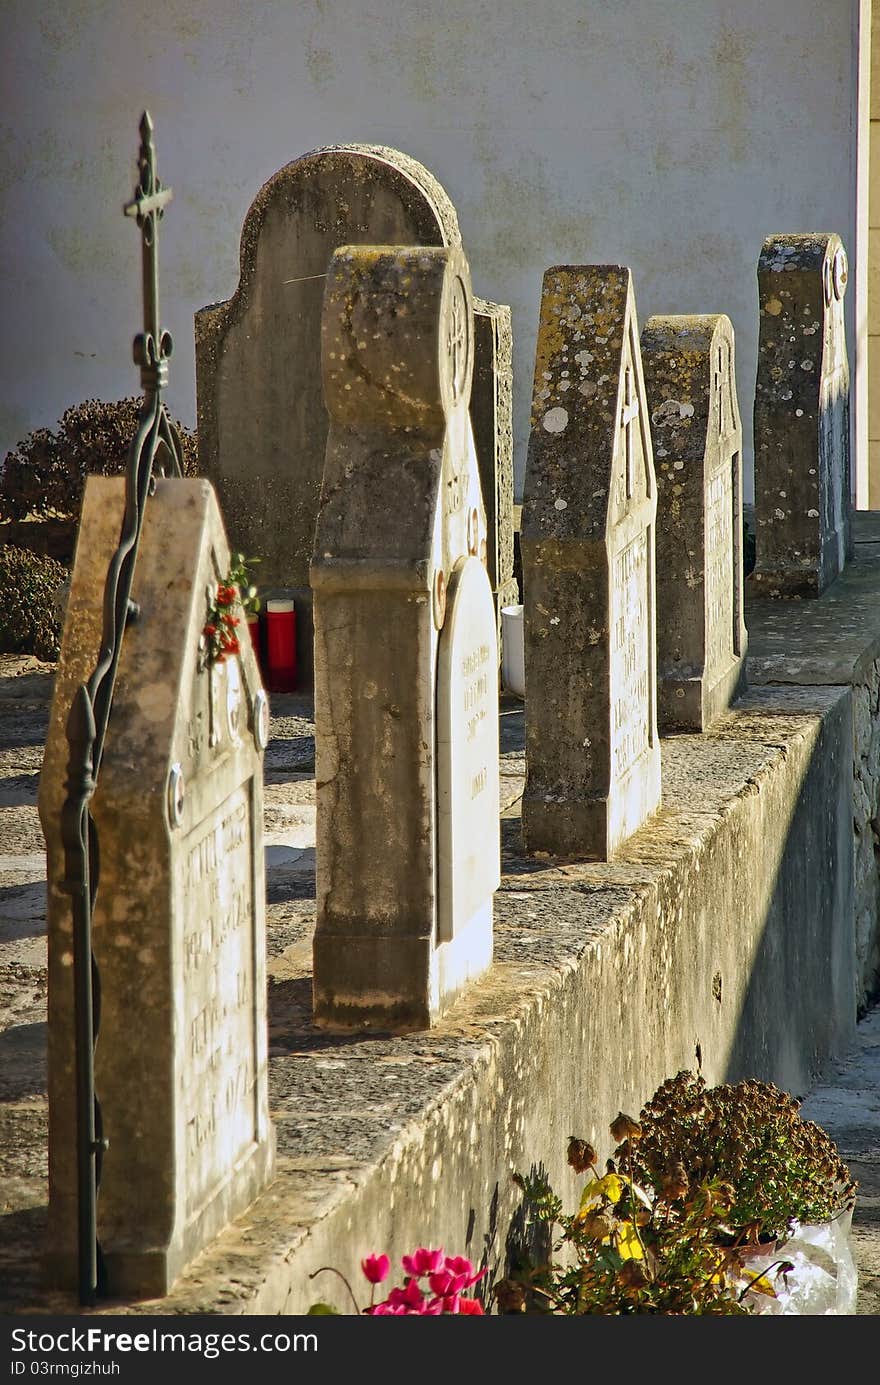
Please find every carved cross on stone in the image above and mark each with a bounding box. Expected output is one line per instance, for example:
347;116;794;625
124;111;173;393
620;365;639;498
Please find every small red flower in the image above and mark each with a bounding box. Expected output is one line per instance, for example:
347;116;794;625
457;1297;484;1315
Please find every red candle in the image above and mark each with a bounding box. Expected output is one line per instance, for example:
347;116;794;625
265;599;297;692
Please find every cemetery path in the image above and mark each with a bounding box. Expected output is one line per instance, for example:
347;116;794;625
0;653;877;1314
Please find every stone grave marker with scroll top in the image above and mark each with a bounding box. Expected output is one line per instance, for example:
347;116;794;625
752;233;852;597
641;313;748;731
311;244;499;1030
195;144;515;680
521;265;661;860
38;476;274;1298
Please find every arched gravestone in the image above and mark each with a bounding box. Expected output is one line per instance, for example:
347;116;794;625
195;144;515;680
38;477;273;1297
752;233;852;597
521;266;661;861
311;245;499;1030
641;314;748;731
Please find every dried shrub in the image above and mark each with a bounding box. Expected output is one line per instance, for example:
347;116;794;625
509;1129;753;1314
506;1078;856;1315
623;1071;856;1242
0;545;67;661
0;399;198;522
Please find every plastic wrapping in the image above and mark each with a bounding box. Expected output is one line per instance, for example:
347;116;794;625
735;1210;857;1315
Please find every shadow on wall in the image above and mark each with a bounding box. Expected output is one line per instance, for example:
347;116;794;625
720;689;854;1089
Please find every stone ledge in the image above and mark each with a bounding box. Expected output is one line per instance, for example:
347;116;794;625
747;522;880;685
0;683;856;1313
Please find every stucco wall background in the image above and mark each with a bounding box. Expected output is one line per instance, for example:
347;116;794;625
0;0;866;502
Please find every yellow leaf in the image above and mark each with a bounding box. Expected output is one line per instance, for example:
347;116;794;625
742;1273;778;1298
579;1173;624;1210
615;1221;645;1261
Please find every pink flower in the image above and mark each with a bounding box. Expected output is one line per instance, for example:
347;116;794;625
444;1255;486;1287
361;1253;391;1284
387;1277;426;1311
428;1270;468;1298
402;1246;445;1277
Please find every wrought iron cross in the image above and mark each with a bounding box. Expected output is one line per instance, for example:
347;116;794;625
620;365;639;499
61;111;182;1307
124;111;174;394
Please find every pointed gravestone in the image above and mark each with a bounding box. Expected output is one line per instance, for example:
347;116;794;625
311;245;499;1029
38;477;274;1297
641;314;748;730
521;266;661;860
471;299;520;641
195;144;515;680
752;233;852;596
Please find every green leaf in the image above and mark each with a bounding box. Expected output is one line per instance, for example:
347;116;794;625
307;1302;340;1315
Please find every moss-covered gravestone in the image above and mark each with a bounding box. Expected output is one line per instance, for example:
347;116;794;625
38;477;274;1297
752;233;852;596
471;300;519;642
311;245;499;1030
641;314;748;731
196;144;515;680
521;266;661;860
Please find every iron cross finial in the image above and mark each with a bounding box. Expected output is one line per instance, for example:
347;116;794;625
124;110;174;393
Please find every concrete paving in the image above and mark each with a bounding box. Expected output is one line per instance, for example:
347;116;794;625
800;1005;880;1314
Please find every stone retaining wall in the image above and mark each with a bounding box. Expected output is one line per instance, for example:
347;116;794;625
1;678;855;1313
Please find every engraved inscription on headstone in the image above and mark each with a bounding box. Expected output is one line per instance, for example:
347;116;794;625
641;314;748;730
196;144;513;683
39;477;273;1297
437;556;500;944
752;233;852;597
180;785;257;1218
311;245;498;1029
521;265;661;860
705;469;735;664
611;531;650;778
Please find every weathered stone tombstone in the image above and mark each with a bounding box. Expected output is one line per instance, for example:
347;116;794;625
195;144;515;679
641;314;748;730
471;300;520;639
752;233;852;596
311;244;499;1029
38;477;274;1297
521;265;661;860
